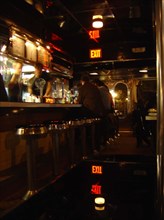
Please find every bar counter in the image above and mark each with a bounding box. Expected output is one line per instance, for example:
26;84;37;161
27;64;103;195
0;102;82;132
0;102;82;108
0;101;89;183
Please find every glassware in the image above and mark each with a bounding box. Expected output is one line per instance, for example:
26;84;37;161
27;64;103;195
35;78;46;102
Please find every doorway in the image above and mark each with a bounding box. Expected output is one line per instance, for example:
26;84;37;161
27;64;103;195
114;82;128;118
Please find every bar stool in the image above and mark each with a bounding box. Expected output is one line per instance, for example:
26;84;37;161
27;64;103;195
16;124;48;200
93;117;102;152
47;120;70;175
68;119;86;163
83;118;96;156
82;117;101;157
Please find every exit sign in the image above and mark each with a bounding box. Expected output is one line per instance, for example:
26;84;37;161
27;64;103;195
90;49;102;58
91;184;102;194
92;165;103;174
89;30;100;39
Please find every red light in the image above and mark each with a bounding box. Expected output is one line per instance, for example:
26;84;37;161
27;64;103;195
91;184;102;194
89;30;100;39
51;33;62;41
46;0;53;8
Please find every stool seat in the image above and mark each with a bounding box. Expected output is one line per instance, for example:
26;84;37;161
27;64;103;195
17;124;47;136
48;121;69;131
85;118;93;124
16;124;47;200
68;119;85;126
47;120;70;176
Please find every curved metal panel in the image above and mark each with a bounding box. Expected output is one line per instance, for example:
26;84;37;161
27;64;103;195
155;0;164;219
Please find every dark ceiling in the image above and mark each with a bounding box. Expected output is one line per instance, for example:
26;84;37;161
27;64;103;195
43;0;156;80
0;0;156;80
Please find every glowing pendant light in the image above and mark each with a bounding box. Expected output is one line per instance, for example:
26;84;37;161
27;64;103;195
92;15;103;28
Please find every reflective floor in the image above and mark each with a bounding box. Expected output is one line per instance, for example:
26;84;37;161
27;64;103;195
1;158;156;220
0;115;156;219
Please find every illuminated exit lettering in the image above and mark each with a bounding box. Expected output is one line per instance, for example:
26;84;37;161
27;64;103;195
92;165;103;174
90;49;102;58
89;30;100;39
91;184;102;194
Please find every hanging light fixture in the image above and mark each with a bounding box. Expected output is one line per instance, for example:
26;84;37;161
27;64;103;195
92;15;103;28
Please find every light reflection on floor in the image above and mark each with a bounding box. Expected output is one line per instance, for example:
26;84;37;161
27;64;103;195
1;158;156;220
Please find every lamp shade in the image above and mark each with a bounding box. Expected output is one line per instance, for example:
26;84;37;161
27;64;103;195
92;15;103;28
94;197;105;210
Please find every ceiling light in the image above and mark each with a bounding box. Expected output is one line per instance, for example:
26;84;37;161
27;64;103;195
92;15;103;28
89;72;98;75
22;65;35;72
94;197;105;211
139;69;148;73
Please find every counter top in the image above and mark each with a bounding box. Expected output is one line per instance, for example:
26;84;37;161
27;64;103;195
0;102;82;108
0;102;82;131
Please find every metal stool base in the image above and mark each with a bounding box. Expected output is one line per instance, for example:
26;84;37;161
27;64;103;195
23;190;38;200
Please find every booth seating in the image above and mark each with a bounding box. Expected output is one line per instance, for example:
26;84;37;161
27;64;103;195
16;124;48;200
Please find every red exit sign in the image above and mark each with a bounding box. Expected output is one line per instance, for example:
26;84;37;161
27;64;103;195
91;184;102;194
89;30;100;39
92;165;103;174
90;49;102;58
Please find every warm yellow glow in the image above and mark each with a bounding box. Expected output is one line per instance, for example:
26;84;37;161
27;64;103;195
1;44;7;52
93;15;103;20
110;89;117;98
90;49;102;58
0;56;8;62
36;41;40;46
94;197;105;211
25;41;31;46
22;65;35;72
92;15;103;28
37;46;41;51
92;165;102;174
46;45;50;50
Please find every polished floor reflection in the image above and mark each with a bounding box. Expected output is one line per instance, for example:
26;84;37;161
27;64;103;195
0;115;156;219
0;157;156;220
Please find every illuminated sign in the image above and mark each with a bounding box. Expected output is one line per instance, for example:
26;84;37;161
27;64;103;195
89;30;100;39
91;184;102;194
45;97;55;103
90;49;102;58
92;165;103;174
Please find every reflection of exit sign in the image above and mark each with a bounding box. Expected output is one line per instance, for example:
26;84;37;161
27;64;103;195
132;47;146;53
92;165;103;174
91;184;102;194
90;49;102;58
